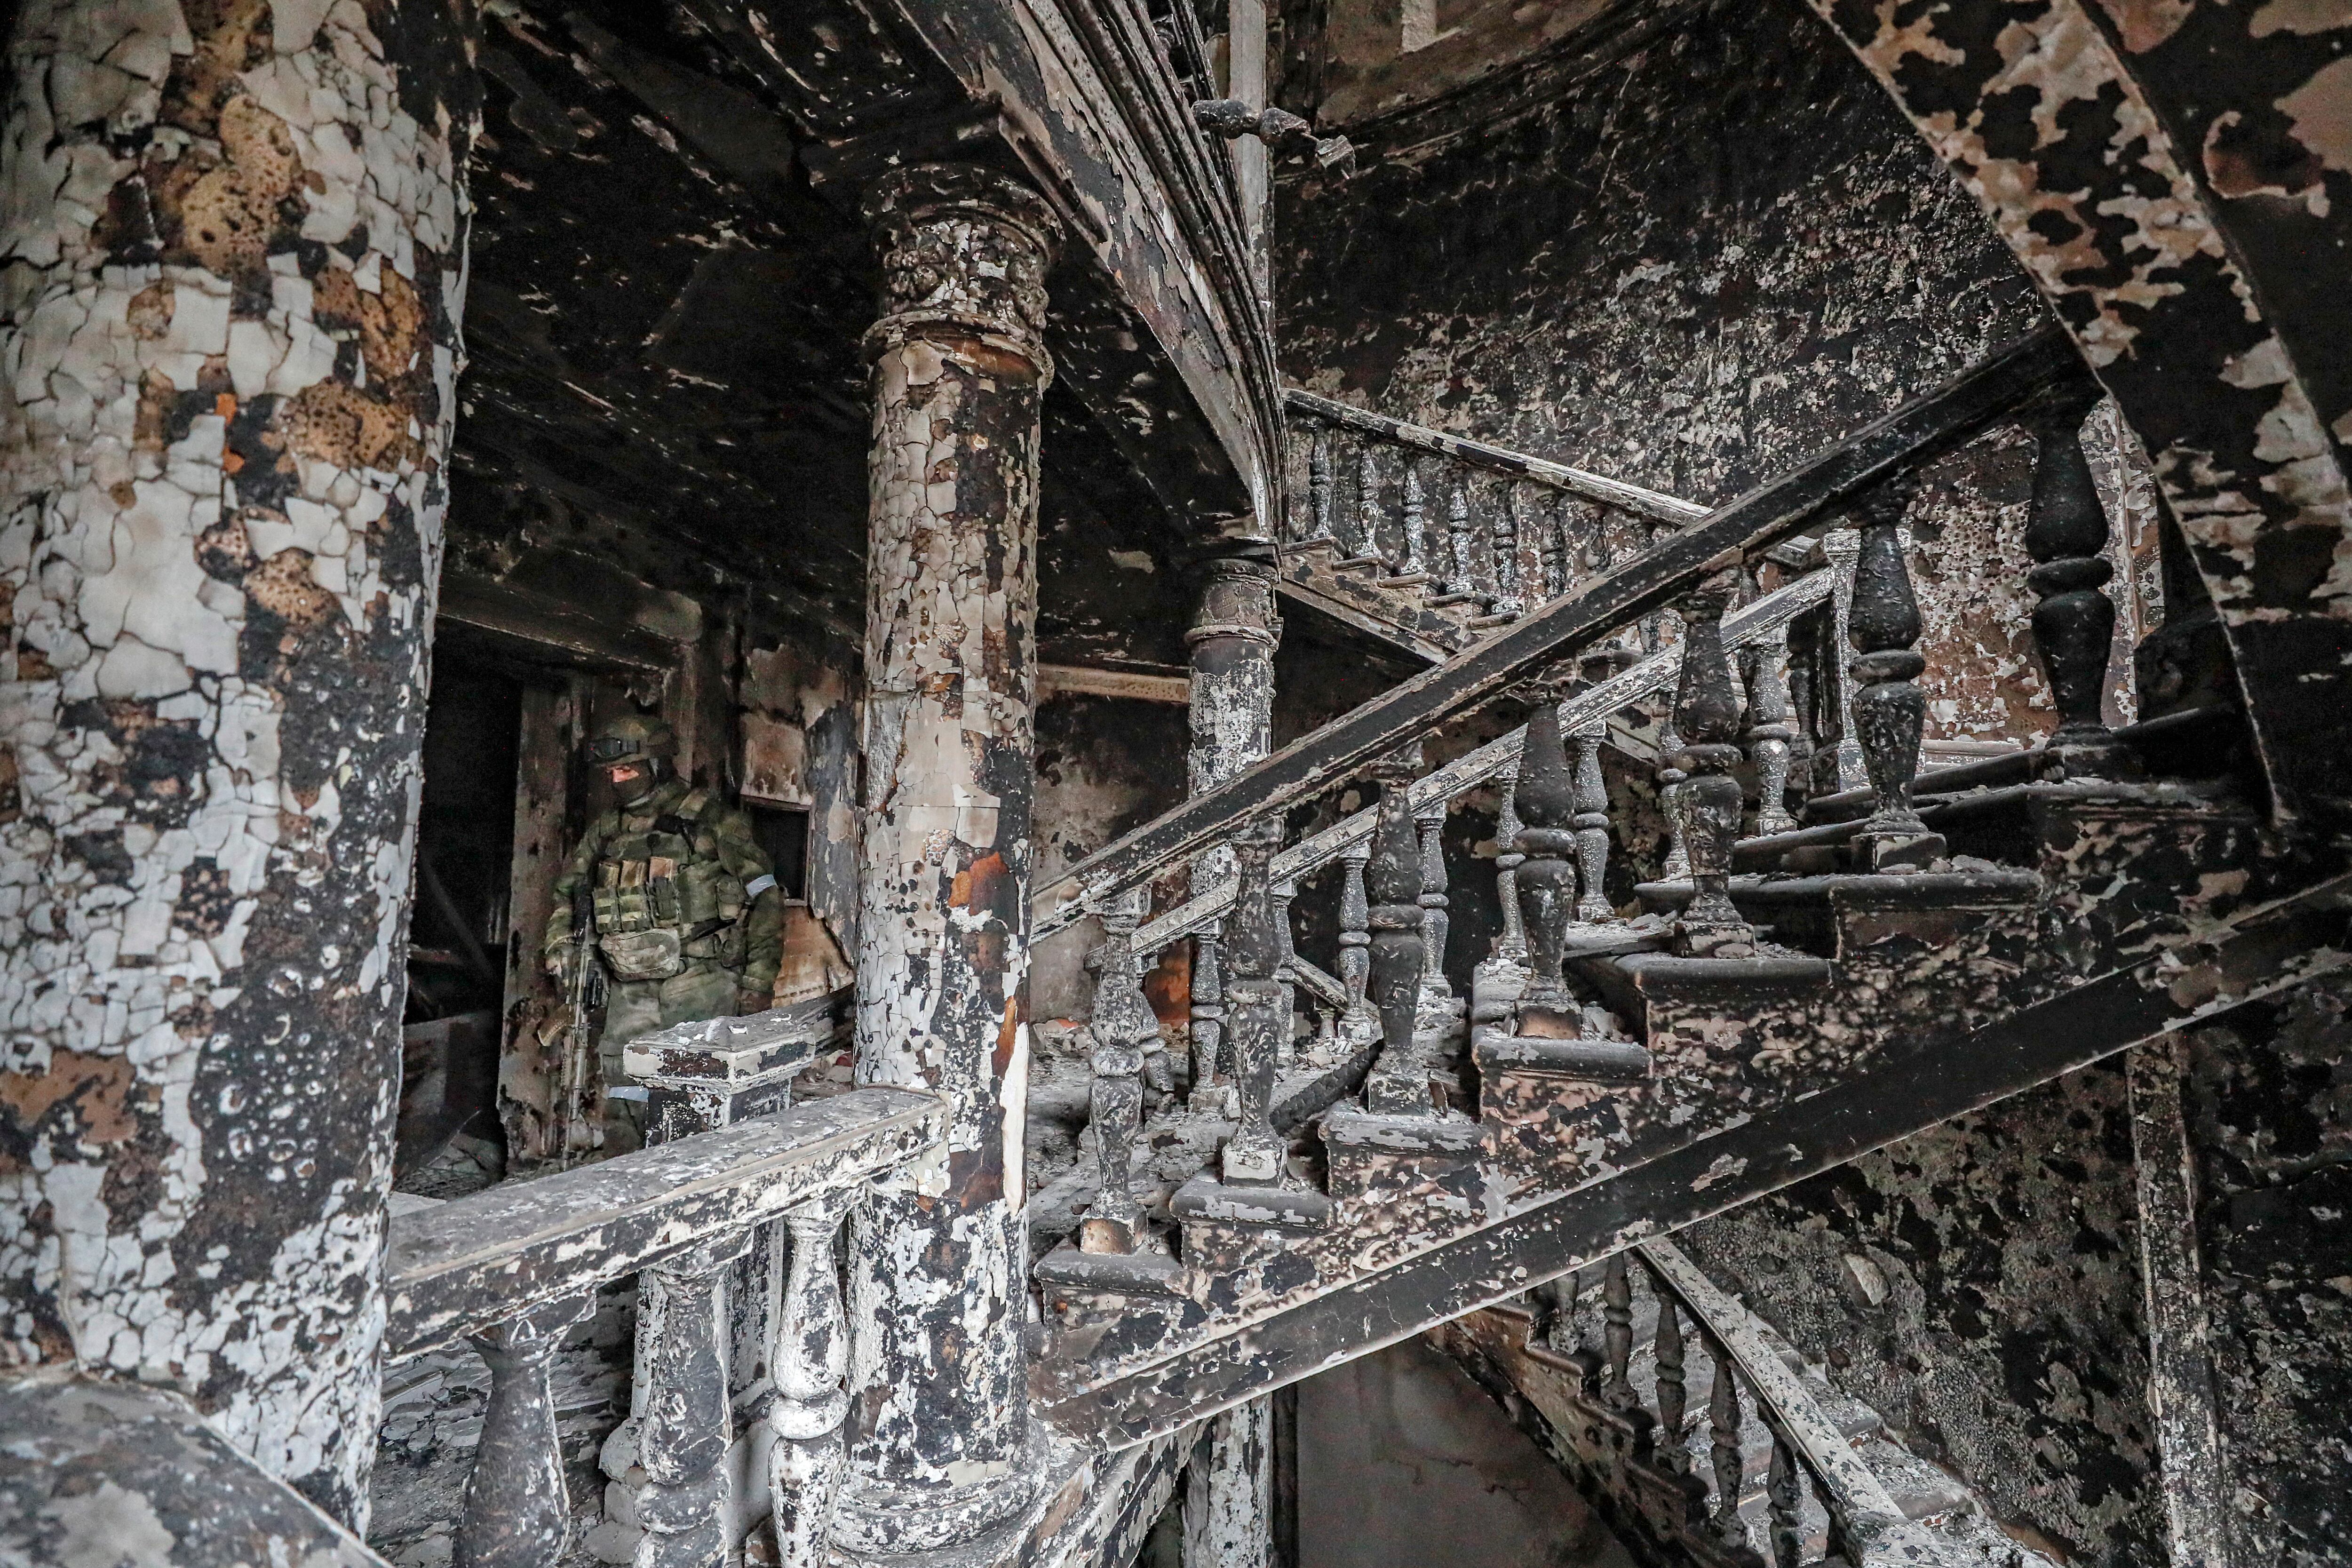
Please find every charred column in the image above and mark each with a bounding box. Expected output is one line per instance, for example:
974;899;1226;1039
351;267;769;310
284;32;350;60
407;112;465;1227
0;0;477;1524
1187;557;1281;1109
841;163;1061;1554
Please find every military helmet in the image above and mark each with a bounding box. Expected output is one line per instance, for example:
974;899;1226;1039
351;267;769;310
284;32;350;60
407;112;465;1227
584;714;678;764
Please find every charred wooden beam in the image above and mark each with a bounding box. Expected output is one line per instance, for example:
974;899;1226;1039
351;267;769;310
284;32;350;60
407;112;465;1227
1038;325;2089;923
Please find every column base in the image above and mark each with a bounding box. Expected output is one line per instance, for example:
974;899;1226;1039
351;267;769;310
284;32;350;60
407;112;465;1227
830;1421;1052;1559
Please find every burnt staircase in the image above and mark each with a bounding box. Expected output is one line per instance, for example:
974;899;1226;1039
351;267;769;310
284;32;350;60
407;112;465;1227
1021;324;2351;1550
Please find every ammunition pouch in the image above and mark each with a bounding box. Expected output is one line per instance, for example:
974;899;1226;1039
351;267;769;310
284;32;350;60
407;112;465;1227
599;927;685;983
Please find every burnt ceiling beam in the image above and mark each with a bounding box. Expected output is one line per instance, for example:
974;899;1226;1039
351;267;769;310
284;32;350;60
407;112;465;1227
679;0;1282;535
1035;324;2090;922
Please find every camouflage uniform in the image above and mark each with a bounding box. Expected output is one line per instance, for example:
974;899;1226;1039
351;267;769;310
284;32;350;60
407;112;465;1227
545;776;784;1100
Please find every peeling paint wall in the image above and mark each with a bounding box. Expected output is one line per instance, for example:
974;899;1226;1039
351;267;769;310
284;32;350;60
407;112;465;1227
2179;976;2352;1567
1276;0;2156;745
1678;1063;2163;1568
0;0;476;1524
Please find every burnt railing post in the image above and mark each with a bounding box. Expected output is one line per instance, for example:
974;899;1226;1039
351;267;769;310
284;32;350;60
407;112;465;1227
1191;921;1229;1114
1764;1417;1804;1568
1846;478;1947;871
767;1190;858;1568
1651;1275;1688;1472
1307;425;1336;547
1666;573;1756;955
1337;837;1375;1044
1512;696;1582;1030
1273;875;1302;1071
1413;794;1460;1050
636;1235;754;1568
1345;440;1383;566
1399;456;1431;579
1361;748;1433;1115
1602;1254;1637;1412
1741;583;1798;836
1492;753;1530;967
1083;885;1158;1253
1222;820;1289;1184
1492;484;1526;619
1440;473;1478;603
454;1293;597;1568
1820;525;1869;793
1704;1327;1745;1550
2028;387;2134;777
1570;724;1615;922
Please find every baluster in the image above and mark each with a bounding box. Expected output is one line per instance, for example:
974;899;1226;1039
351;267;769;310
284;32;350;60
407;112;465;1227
1640;521;1674;656
1667;572;1756;955
767;1192;857;1568
1706;1329;1745;1549
1785;655;1817;820
1743;585;1798;836
636;1235;752;1568
1443;473;1478;601
1307;426;1335;547
1398;457;1430;579
1222;818;1288;1183
1491;484;1525;618
1083;884;1155;1253
1558;1268;1603;1393
1602;1254;1636;1409
455;1293;596;1568
2028;386;2133;777
1570;724;1614;922
1512;692;1586;1033
1414;795;1457;1032
1764;1417;1803;1568
1492;753;1529;967
1847;478;1946;871
1273;875;1301;1072
1190;918;1228;1114
1652;1275;1688;1470
1338;838;1374;1043
1347;440;1383;565
1307;995;1337;1068
1655;695;1691;883
1362;747;1432;1116
1542;495;1571;600
1821;526;1869;793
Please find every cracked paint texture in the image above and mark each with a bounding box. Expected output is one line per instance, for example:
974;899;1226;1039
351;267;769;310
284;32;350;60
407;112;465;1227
0;0;475;1525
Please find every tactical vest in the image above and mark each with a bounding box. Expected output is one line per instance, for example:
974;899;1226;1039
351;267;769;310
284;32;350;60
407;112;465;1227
591;789;749;982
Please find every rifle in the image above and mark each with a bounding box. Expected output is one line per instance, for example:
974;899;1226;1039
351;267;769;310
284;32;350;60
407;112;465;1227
554;885;606;1162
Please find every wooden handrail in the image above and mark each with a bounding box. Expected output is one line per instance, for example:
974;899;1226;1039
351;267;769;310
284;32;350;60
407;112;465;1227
1033;320;2086;930
384;1087;944;1359
1285;387;1707;527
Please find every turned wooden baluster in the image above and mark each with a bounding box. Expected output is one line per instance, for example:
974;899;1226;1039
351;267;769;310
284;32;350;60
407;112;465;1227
1443;474;1478;601
1083;884;1157;1252
1846;477;1946;871
1190;915;1226;1113
1785;656;1817;820
1652;1275;1689;1471
1223;818;1289;1182
636;1234;753;1568
1414;795;1455;1026
1512;692;1581;1031
1763;1415;1804;1568
1399;456;1430;579
1347;440;1383;565
1307;426;1336;547
1273;874;1301;1072
1705;1328;1746;1549
1542;496;1571;600
767;1191;857;1568
1743;598;1798;836
1491;484;1525;618
1337;837;1374;1039
1492;753;1529;968
1603;1254;1636;1410
1820;525;1869;793
2028;385;2132;776
455;1292;597;1568
1362;747;1432;1115
1667;572;1756;955
1569;724;1613;922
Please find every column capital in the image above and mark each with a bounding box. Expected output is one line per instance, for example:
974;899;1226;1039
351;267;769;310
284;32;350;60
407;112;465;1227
862;163;1063;382
1187;555;1282;649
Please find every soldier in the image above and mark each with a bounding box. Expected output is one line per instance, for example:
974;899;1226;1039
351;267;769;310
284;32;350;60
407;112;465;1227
544;716;784;1137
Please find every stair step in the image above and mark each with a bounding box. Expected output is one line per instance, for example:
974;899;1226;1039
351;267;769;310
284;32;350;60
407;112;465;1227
1320;1107;1486;1208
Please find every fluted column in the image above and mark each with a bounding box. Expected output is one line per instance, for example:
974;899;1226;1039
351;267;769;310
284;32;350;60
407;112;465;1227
1187;556;1280;1110
842;162;1060;1554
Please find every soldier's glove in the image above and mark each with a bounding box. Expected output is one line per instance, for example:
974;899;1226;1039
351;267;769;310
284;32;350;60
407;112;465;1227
736;987;771;1017
545;947;571;985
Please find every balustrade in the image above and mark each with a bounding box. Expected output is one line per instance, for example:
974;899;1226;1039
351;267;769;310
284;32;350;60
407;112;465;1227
381;1088;942;1568
1506;1240;1968;1568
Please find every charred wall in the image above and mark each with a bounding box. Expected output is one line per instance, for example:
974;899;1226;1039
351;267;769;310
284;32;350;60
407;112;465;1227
1678;1063;2163;1567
